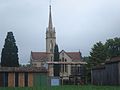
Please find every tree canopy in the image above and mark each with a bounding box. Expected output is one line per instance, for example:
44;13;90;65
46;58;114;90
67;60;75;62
105;37;120;58
89;37;120;67
89;41;107;66
1;32;19;67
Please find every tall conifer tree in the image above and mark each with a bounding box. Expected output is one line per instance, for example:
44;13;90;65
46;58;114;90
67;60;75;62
1;32;19;67
54;44;60;76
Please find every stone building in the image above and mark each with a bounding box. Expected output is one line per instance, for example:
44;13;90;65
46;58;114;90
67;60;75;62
30;5;86;83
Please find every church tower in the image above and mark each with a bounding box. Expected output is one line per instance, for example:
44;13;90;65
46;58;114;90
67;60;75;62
46;5;56;53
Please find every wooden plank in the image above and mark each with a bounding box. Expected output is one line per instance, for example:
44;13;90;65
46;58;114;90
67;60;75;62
28;73;33;87
19;73;24;87
0;73;3;87
8;73;14;87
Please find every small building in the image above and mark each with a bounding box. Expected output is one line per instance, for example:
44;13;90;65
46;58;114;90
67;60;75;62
91;56;120;85
0;67;48;87
30;50;85;76
59;50;86;84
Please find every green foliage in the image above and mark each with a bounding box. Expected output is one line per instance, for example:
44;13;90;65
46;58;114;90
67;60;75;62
89;41;107;66
54;44;59;61
0;85;120;90
105;37;120;58
53;44;60;76
1;32;19;67
89;37;120;67
83;57;92;83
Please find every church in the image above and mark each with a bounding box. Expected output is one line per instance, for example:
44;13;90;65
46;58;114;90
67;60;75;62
30;5;86;84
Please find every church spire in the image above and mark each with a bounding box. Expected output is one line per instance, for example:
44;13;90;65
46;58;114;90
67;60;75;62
48;5;53;29
46;4;56;53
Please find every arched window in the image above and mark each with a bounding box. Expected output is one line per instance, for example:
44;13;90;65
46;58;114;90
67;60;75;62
65;59;67;73
50;40;53;52
51;56;53;61
62;57;64;62
65;59;67;62
61;57;64;72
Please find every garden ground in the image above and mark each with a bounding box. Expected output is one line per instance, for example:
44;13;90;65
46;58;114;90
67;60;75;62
0;85;120;90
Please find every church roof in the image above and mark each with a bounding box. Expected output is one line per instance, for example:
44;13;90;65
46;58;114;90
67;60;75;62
31;52;49;61
60;50;83;61
66;52;82;61
31;51;83;62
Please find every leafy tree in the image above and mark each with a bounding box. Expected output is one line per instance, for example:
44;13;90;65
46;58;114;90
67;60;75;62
105;37;120;58
89;41;107;66
89;37;120;67
1;32;19;67
53;44;60;76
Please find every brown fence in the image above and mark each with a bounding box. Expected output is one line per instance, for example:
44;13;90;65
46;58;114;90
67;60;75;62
91;62;120;85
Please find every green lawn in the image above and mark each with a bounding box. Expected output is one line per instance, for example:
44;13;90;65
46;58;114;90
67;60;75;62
0;85;120;90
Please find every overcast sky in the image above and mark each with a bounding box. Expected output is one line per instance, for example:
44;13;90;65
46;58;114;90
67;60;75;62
0;0;120;64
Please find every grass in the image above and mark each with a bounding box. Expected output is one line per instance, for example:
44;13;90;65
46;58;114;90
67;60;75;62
0;85;120;90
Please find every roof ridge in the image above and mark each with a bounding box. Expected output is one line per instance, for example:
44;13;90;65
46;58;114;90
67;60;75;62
31;52;51;54
66;52;80;53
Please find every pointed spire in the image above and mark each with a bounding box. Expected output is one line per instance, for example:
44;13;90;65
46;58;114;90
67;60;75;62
48;5;53;30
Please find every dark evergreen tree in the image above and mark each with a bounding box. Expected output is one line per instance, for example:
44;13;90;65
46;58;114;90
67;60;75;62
1;32;19;67
53;44;60;76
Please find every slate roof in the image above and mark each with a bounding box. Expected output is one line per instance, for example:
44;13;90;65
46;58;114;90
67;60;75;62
59;50;83;61
66;52;82;61
31;52;49;61
31;50;83;61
